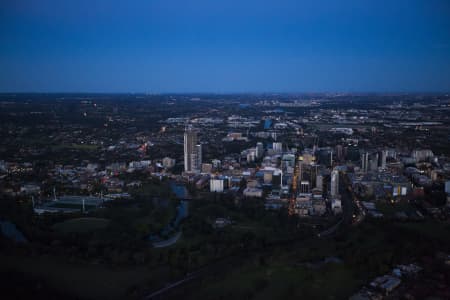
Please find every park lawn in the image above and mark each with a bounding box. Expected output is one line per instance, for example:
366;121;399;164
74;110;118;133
53;217;110;234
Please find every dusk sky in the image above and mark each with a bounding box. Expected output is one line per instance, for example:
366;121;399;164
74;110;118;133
1;0;449;93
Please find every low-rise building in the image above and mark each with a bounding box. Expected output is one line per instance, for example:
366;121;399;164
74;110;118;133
210;178;225;193
162;157;176;168
243;187;263;197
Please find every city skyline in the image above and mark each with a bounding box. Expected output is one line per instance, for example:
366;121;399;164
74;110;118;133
1;93;449;298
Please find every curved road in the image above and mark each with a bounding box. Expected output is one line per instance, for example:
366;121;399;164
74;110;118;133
152;231;182;248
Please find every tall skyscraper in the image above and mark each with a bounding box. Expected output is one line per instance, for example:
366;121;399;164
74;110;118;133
309;164;318;188
335;144;343;161
369;153;379;172
316;174;323;192
256;142;264;158
330;169;339;197
361;152;369;173
272;142;282;153
195;144;202;170
184;127;202;173
379;150;387;169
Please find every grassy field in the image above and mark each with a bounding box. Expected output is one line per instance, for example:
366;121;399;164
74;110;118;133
52;217;110;234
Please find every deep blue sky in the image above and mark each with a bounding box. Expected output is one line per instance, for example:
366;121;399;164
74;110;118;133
1;0;449;93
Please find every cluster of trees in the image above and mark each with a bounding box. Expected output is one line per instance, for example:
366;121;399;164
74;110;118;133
0;179;182;267
333;219;450;278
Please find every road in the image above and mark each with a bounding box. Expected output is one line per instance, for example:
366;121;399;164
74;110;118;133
342;174;366;226
152;231;182;248
340;175;356;227
142;254;245;299
318;173;355;237
144;273;197;299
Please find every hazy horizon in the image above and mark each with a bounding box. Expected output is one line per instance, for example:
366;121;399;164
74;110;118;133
0;90;449;95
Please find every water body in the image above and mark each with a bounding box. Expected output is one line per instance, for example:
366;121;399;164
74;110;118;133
148;183;190;246
0;220;28;243
170;183;190;199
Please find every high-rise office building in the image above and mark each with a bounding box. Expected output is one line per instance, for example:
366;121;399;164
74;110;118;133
316;174;323;192
369;153;379;172
335;145;343;161
272;142;283;153
210;179;224;192
330;169;339;197
361;152;369;173
309;164;318;188
184;127;202;173
256;142;264;158
379;150;387;169
273;169;282;188
317;148;333;167
194;144;202;172
247;148;256;162
300;181;310;194
282;154;296;169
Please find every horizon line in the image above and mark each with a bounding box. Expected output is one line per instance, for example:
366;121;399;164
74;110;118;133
0;91;449;95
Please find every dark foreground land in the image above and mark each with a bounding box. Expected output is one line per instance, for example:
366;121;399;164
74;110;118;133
1;190;450;299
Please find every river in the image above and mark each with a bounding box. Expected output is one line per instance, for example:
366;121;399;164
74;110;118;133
148;182;190;247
